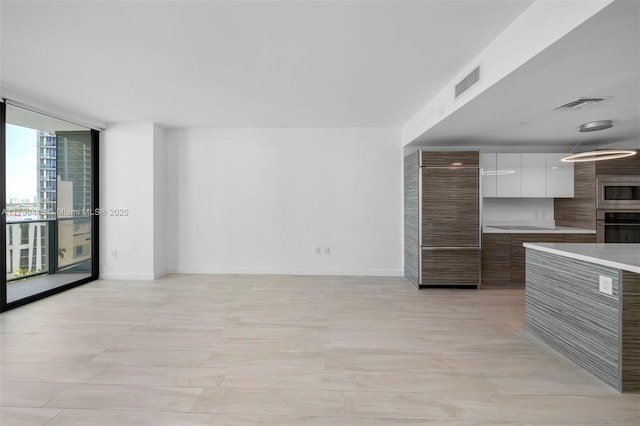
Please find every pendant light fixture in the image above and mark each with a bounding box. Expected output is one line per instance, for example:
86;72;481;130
561;120;637;163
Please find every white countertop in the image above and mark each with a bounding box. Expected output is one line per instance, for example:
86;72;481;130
523;243;640;274
483;225;596;234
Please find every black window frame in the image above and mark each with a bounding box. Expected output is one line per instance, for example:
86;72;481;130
0;101;100;312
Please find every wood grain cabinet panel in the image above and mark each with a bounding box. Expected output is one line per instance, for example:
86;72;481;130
422;168;479;247
403;152;421;286
481;232;597;288
555;155;638;232
564;234;597;243
596;154;640;176
621;271;640;392
525;250;621;390
421;151;479;167
481;234;511;288
422;249;481;285
554;162;597;229
510;234;536;286
526;250;639;392
405;150;481;288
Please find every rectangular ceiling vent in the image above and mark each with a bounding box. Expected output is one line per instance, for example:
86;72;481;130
455;66;480;99
554;98;605;110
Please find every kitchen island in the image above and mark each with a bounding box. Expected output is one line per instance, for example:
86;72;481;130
524;243;640;392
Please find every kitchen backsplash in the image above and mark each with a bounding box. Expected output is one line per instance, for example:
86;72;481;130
483;198;555;226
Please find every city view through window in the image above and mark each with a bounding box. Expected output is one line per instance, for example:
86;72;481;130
4;104;94;303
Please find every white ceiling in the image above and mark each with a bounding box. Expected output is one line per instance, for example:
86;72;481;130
0;0;533;128
410;0;640;150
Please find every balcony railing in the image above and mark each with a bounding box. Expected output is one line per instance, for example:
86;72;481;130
6;220;52;281
6;217;92;282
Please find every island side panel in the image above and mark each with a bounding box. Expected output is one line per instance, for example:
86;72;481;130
621;271;640;392
525;249;621;390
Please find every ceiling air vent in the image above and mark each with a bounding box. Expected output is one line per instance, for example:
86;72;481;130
554;98;605;110
455;66;480;98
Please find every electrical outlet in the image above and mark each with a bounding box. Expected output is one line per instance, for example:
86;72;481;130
315;247;321;255
599;275;613;295
325;247;331;255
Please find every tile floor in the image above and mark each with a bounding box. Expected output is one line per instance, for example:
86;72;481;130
0;274;638;425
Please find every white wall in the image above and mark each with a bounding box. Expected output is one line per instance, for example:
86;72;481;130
483;198;554;226
100;123;156;279
165;127;403;276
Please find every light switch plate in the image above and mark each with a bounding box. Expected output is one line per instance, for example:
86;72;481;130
599;275;613;295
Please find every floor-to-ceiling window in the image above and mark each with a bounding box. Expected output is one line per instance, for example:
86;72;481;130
1;102;99;311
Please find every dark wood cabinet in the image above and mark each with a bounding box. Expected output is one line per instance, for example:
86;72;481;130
563;234;598;243
404;150;481;288
421;167;480;247
421;249;481;286
481;234;510;287
481;232;596;288
554;154;640;230
421;151;479;168
509;234;532;286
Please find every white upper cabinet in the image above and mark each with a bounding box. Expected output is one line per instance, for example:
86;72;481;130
480;153;497;197
521;153;546;197
496;153;522;197
546;153;574;198
479;152;574;198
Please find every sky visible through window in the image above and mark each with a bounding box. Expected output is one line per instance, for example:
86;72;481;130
6;123;37;202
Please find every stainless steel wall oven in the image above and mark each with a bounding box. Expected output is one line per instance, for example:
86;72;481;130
596;176;640;243
596;211;640;243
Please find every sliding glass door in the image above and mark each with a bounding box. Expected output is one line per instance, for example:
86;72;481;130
1;102;99;311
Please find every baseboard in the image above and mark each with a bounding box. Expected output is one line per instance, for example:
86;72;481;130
153;269;168;279
165;266;404;277
100;272;156;280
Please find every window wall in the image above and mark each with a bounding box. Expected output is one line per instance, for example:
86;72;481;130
1;102;99;311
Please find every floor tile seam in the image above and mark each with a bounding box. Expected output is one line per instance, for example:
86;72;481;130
41;404;206;414
42;405;65;426
216;378;356;391
86;364;230;386
92;349;217;358
7;382;73;409
189;390;349;416
196;385;504;396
